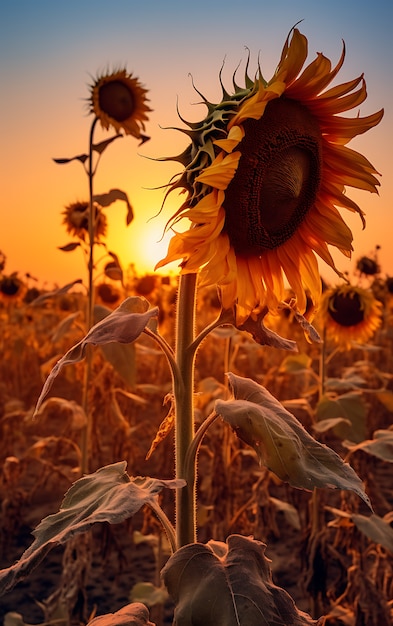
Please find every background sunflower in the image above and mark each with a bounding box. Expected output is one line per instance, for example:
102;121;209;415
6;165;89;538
89;69;151;143
319;283;383;349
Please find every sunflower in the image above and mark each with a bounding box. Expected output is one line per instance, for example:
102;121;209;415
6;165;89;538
0;273;25;302
319;283;382;349
155;27;383;323
89;69;151;142
356;254;380;276
62;201;107;241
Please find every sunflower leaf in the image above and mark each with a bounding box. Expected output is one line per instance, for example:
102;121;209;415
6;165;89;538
58;242;81;252
342;429;393;462
93;188;134;225
352;513;393;553
34;297;158;414
92;134;122;154
94;304;136;388
216;373;372;509
88;603;156;626
88;603;155;626
0;462;184;595
161;534;316;625
238;312;298;351
28;279;83;307
53;154;89;164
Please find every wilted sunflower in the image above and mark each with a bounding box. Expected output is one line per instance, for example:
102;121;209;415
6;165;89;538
156;27;383;322
319;284;382;349
62;201;107;241
89;69;151;142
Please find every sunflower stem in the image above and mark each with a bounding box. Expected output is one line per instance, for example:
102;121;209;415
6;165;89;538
174;272;198;547
80;116;99;476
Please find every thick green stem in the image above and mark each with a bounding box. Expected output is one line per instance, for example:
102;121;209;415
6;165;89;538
174;272;198;547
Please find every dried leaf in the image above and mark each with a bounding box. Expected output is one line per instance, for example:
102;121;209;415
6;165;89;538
291;309;322;343
238;311;298;351
161;534;316;625
216;373;372;509
34;298;158;413
88;602;155;626
145;399;175;460
0;461;184;594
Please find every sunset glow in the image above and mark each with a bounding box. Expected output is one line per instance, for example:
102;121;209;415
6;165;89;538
1;1;391;290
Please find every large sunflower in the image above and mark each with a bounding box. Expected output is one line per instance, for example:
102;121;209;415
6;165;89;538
319;284;382;349
156;28;383;323
89;69;151;142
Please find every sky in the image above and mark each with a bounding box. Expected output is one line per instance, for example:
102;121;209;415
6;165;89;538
1;0;392;290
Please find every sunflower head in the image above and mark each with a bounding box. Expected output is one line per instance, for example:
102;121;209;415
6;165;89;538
356;255;380;276
319;283;382;349
89;69;151;142
0;273;25;302
96;282;121;306
156;27;383;323
62;201;107;241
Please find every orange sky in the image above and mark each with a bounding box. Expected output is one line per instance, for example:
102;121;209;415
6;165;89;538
1;1;392;290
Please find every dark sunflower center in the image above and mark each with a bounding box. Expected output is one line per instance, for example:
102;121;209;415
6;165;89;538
223;98;322;255
99;80;134;122
329;292;364;327
0;278;20;296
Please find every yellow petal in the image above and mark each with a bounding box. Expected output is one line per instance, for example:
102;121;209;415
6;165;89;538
195;151;241;189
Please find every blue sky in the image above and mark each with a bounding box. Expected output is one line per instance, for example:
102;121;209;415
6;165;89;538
1;0;392;285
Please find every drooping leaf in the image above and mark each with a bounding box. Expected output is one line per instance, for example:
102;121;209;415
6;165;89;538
343;429;393;462
279;353;312;374
327;508;393;553
161;534;316;625
324;375;366;392
0;461;184;595
216;373;372;509
92;134;122;155
93;188;134;225
28;279;83;307
58;242;81;252
316;392;367;443
94;304;136;387
293;312;322;343
313;417;352;438
53;154;89;164
237;311;298;352
50;311;81;343
34;297;158;413
104;260;123;282
88;602;155;626
352;513;393;553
